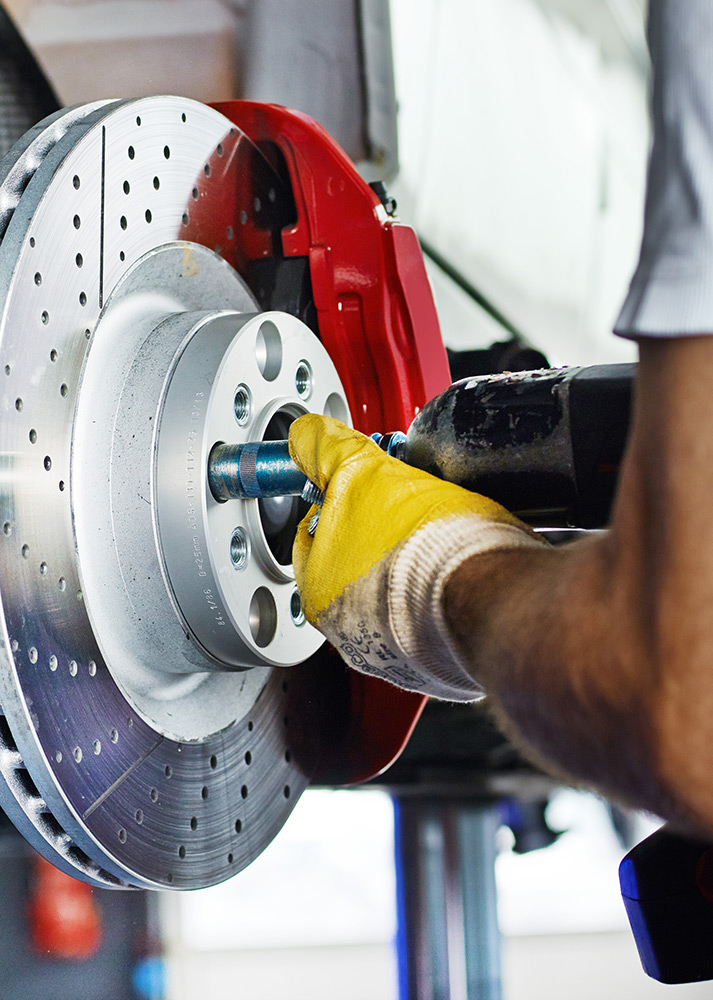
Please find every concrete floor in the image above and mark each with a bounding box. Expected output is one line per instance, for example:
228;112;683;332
166;931;713;1000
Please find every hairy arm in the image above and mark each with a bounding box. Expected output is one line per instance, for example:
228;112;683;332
445;336;713;833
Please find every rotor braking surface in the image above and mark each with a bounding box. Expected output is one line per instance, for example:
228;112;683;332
0;96;349;889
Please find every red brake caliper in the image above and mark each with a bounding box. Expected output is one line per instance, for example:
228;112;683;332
212;101;451;784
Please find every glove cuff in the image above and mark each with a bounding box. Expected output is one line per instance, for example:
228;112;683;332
388;516;546;700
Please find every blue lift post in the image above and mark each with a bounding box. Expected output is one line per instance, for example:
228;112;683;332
394;798;502;1000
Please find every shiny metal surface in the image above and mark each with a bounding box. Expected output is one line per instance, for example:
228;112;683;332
72;244;269;745
156;310;346;670
0;97;325;889
209;440;311;502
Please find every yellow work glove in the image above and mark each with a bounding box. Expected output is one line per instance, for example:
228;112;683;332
288;415;545;702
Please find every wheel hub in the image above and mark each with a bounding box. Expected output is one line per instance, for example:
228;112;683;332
0;96;349;889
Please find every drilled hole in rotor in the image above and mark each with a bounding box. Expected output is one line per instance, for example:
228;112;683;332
41;310;49;325
210;754;217;769
227;225;234;240
60;384;68;397
59;481;65;492
136;116;141;126
119;251;125;261
128;146;135;160
285;750;292;763
123;180;130;194
240;210;247;225
150;787;158;802
74;746;82;762
93;740;101;755
21;544;29;558
29;429;36;444
14;398;22;411
204;163;211;177
34;272;41;285
192;187;198;200
79;291;87;306
258;408;308;566
44;455;52;471
181;212;189;226
4;365;10;375
50;348;57;361
28;646;37;663
145;209;152;224
136;809;143;824
111;728;119;744
73;175;80;189
201;786;209;800
58;577;66;591
241;785;248;799
73;215;80;229
178;845;186;859
153;176;160;190
118;827;127;843
2;522;10;536
88;660;96;676
69;660;77;676
163;145;170;159
120;216;127;230
228;853;234;864
39;561;47;575
165;765;172;778
245;751;252;765
248;720;253;732
217;143;224;156
49;654;57;671
284;785;291;799
235;819;242;833
190;817;197;831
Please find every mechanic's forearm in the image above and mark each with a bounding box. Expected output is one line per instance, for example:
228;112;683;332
444;338;713;834
443;534;675;818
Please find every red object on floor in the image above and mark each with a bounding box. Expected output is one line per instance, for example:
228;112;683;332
29;853;102;959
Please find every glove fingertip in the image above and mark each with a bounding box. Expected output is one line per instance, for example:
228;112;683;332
288;413;373;485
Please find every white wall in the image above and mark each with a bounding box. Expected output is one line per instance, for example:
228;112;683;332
391;0;647;365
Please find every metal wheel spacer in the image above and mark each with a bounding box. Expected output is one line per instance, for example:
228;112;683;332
0;96;350;889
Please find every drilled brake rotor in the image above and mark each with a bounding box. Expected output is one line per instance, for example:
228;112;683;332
0;96;350;889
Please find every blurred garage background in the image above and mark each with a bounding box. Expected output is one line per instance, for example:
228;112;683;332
0;2;703;999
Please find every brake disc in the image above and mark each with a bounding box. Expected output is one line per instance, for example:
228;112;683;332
0;96;350;889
